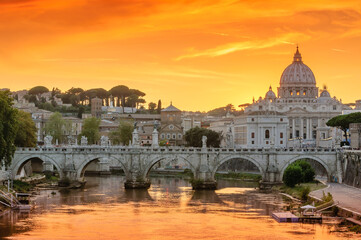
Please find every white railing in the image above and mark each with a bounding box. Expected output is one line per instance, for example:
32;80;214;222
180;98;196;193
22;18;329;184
15;146;339;154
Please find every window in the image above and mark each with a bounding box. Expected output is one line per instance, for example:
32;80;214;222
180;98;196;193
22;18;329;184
280;132;283;138
296;130;299;137
290;91;294;96
297;91;300;95
178;134;182;139
265;130;270;139
251;141;255;144
251;132;255;138
259;106;263;110
266;141;269;144
280;118;283;122
333;105;337;110
172;134;176;139
169;125;174;130
251;118;255;122
280;141;283;144
161;134;165;139
303;91;306;96
167;134;170;139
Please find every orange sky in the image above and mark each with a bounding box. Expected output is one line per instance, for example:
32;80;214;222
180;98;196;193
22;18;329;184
1;0;361;111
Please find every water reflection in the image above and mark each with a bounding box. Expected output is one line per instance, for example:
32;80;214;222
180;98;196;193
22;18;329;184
0;176;358;240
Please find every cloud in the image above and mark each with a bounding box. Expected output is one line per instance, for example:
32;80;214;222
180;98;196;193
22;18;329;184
175;33;307;60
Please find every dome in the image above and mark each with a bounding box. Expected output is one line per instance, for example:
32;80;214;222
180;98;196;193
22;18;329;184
319;89;331;98
280;47;316;86
265;86;276;99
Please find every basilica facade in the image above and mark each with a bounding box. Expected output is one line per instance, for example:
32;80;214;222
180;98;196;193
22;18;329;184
234;47;350;148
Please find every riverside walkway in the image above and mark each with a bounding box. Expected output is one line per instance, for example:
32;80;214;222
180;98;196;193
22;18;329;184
311;183;361;215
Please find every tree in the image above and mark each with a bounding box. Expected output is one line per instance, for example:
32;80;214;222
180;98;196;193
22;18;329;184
148;102;157;113
28;86;49;96
14;111;37;147
79;117;100;145
283;165;303;187
0;91;18;167
157;99;162;114
44;112;68;144
283;160;315;187
185;127;222;147
296;160;315;183
327;112;361;143
109;85;131;111
110;121;133;145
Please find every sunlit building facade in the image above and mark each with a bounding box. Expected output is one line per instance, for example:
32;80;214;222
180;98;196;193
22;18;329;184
236;47;350;148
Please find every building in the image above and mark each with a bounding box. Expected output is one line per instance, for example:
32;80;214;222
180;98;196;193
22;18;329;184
159;103;184;146
91;97;102;118
233;47;351;148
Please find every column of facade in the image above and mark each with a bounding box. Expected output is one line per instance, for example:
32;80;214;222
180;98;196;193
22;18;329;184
309;118;313;139
306;118;310;140
292;118;296;139
300;118;304;139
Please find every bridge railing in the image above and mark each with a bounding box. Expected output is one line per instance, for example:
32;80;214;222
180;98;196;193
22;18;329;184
15;146;339;154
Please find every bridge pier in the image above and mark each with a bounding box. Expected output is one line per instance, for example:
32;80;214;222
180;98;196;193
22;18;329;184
124;170;150;189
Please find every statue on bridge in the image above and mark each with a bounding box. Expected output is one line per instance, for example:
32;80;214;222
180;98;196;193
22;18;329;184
225;127;234;148
80;136;88;146
100;136;109;147
202;136;207;148
44;135;53;147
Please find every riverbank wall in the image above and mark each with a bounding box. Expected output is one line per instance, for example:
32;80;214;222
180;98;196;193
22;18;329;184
343;151;361;189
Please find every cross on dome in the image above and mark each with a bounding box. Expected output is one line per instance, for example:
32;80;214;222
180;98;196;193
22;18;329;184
293;45;302;62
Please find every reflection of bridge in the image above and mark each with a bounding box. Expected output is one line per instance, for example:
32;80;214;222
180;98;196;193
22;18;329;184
12;146;343;189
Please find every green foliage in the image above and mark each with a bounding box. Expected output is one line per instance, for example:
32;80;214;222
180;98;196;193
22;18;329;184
0;91;18;167
109;85;130;109
79;117;100;145
14;111;37;147
44;112;68;144
28;86;49;96
283;164;303;187
326;112;361;142
110;121;133;145
159;140;168;146
185;127;222;147
321;191;333;202
207;104;244;117
13;180;33;192
349;225;361;234
283;160;315;187
296;160;315;182
148;102;157;113
300;186;311;201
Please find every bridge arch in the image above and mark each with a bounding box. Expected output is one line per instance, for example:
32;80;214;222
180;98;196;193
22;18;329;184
212;155;265;180
142;154;197;179
279;155;331;181
76;156;129;179
12;154;64;179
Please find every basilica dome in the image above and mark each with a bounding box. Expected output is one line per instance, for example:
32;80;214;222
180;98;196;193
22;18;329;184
279;47;316;86
265;86;276;99
277;47;319;99
319;89;331;98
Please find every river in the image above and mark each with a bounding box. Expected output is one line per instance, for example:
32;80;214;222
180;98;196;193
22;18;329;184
0;176;359;240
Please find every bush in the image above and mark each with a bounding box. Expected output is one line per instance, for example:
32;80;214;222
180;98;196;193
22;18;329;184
283;160;316;187
300;186;310;201
283;165;303;187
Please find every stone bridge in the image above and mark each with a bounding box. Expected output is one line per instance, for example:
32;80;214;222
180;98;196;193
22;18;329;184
11;146;343;189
